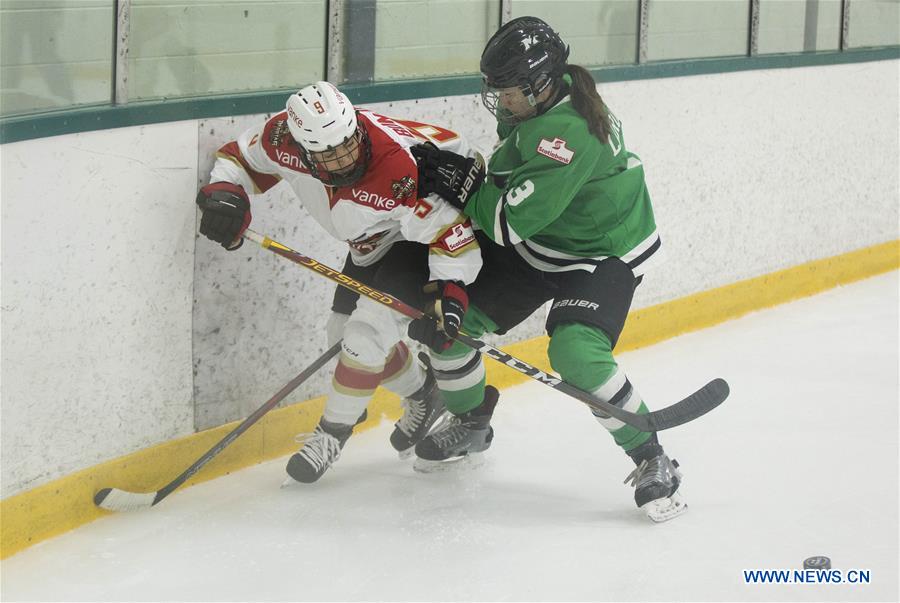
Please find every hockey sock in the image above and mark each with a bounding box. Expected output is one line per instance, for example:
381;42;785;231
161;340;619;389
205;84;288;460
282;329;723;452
323;352;384;425
427;305;496;414
430;346;486;414
548;322;652;452
378;342;426;398
589;368;652;451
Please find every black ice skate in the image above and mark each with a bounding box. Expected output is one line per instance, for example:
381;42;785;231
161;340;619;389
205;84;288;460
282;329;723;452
624;434;686;522
413;386;498;473
390;369;448;458
285;410;367;484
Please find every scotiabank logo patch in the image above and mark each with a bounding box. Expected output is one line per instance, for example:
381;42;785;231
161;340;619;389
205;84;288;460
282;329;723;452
443;223;475;252
537;137;574;164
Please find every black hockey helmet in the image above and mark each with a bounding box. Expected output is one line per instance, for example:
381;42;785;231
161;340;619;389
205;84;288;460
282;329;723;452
480;17;570;122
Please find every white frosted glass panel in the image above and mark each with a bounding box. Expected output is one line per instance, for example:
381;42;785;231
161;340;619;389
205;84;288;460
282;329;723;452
128;0;326;101
758;0;841;53
849;0;900;47
374;0;501;80
0;0;112;116
511;0;640;66
647;0;750;61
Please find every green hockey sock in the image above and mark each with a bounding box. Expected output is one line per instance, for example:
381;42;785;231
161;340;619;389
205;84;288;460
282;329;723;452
548;322;652;452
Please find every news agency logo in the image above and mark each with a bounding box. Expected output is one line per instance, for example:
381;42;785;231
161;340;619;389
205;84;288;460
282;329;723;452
743;556;871;585
803;555;831;569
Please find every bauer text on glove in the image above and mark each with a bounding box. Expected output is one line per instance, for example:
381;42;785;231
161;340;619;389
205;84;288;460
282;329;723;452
410;142;485;212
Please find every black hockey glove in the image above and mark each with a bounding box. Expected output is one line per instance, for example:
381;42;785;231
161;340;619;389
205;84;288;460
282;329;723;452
196;182;252;250
410;142;485;212
408;280;469;353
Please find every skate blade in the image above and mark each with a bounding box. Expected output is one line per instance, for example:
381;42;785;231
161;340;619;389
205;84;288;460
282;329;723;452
280;476;298;489
642;491;687;522
412;451;486;474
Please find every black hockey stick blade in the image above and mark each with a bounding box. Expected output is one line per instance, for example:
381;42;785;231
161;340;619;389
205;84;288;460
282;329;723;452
94;342;342;512
462;332;729;431
640;377;730;431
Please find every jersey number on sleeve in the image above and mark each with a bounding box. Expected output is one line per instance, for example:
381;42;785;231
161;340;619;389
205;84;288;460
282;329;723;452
414;198;433;218
396;119;460;143
506;180;535;207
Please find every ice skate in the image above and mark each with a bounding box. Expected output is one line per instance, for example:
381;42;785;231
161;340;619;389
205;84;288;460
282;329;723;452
413;386;498;473
285;410;367;483
624;453;686;522
390;370;448;459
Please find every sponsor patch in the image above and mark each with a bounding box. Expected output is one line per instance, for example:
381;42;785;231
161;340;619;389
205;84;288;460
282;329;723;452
537;137;574;164
391;176;416;201
442;223;475;252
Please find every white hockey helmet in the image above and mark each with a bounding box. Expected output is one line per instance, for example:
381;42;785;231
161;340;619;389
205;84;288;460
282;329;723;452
286;82;356;151
285;82;371;186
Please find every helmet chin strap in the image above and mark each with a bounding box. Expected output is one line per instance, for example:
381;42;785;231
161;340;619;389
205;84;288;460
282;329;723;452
533;78;567;116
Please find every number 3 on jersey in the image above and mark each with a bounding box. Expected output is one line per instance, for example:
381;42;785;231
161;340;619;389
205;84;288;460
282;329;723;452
506;180;535;207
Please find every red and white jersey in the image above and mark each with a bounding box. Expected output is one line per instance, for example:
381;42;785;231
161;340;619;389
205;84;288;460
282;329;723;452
208;110;482;284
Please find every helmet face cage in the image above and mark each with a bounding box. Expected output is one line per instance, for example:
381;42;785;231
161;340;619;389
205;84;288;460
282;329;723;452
297;122;372;187
481;79;542;126
479;17;569;124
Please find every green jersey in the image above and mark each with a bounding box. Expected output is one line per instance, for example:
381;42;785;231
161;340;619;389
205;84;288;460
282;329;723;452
465;96;661;275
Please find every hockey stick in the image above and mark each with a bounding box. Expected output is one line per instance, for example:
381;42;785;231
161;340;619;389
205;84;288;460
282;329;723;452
243;229;729;432
93;341;342;512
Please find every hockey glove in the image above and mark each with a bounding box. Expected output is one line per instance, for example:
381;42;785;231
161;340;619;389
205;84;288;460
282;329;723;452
410;142;485;212
407;280;468;352
196;182;252;250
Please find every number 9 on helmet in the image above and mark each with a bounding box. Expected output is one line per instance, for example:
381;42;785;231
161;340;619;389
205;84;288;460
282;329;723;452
286;82;372;187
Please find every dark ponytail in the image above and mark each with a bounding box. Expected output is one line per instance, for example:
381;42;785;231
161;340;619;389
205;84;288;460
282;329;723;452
565;64;611;144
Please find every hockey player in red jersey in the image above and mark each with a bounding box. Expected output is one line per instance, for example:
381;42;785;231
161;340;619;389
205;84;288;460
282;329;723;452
195;82;482;483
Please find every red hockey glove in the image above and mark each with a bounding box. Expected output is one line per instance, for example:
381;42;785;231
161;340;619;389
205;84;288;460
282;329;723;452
408;280;469;352
196;182;251;250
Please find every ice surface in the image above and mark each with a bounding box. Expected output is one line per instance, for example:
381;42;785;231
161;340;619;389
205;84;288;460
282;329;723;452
2;272;897;602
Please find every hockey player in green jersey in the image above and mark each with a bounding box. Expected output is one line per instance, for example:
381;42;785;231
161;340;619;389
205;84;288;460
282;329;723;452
407;17;684;521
